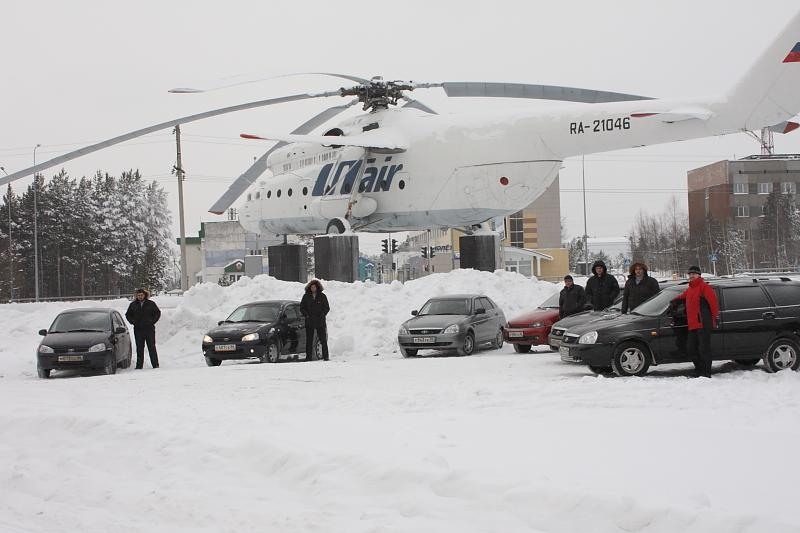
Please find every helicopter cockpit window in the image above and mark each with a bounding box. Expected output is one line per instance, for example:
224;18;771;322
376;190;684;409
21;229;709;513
323;128;344;149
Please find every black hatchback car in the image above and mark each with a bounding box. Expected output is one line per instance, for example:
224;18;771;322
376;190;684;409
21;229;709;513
202;300;322;366
37;308;132;378
559;278;800;376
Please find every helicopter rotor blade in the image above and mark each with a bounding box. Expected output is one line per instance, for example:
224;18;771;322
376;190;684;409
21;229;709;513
170;72;370;93
415;81;653;103
0;90;343;187
208;98;360;215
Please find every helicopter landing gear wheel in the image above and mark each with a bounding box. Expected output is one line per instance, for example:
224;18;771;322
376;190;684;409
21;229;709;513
326;217;351;235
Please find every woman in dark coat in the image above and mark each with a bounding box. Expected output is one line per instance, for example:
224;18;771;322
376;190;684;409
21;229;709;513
621;262;660;314
300;279;330;361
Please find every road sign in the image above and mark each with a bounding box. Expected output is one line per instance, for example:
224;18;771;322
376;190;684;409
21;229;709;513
709;254;718;262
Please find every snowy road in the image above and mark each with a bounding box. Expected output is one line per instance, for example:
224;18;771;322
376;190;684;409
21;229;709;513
2;272;799;532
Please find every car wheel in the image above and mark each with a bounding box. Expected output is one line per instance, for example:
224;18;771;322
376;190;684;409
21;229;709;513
513;343;531;354
37;368;51;379
457;332;475;356
400;348;418;358
308;335;323;361
589;365;614;375
261;341;280;364
205;357;222;367
492;329;504;350
104;355;117;375
611;342;651;377
736;358;760;367
763;338;800;373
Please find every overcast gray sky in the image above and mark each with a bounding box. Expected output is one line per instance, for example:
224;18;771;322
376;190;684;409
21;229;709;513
3;1;800;254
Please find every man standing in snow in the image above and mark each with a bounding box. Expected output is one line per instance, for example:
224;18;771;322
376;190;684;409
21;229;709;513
559;275;587;319
125;288;161;369
584;260;620;311
621;262;660;314
672;266;720;378
300;279;330;361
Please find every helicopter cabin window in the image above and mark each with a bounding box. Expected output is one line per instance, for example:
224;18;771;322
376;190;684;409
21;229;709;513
255;192;261;200
288;188;293;197
267;191;271;199
302;187;308;196
283;164;291;172
277;190;282;198
247;193;252;201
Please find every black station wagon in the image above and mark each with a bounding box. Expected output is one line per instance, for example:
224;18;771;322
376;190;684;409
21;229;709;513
559;278;800;376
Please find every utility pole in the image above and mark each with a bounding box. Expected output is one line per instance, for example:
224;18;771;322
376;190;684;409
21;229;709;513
1;170;11;300
174;125;188;291
582;155;590;275
33;144;41;301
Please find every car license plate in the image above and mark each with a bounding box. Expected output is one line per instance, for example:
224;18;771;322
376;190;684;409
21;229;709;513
58;355;83;362
215;344;236;352
508;330;523;338
412;337;435;343
559;346;570;358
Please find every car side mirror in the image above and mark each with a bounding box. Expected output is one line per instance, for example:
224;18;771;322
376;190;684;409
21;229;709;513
38;329;48;336
583;304;593;311
411;310;418;316
218;320;225;326
114;326;127;334
475;307;486;315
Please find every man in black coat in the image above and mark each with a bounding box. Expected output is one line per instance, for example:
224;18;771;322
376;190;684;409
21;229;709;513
584;260;620;311
621;262;660;314
125;288;161;369
559;275;587;319
300;279;330;361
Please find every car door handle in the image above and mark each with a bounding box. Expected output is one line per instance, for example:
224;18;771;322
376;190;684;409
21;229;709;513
762;311;776;320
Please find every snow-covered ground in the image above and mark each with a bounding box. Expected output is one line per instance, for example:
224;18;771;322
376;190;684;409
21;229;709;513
1;270;799;533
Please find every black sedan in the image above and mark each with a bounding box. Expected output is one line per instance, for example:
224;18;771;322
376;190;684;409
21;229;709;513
202;300;321;366
37;308;132;378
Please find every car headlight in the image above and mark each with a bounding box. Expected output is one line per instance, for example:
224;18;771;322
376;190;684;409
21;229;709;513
88;343;107;352
530;322;544;328
203;335;213;343
241;333;259;342
443;324;459;334
38;345;54;354
398;325;408;335
578;331;598;344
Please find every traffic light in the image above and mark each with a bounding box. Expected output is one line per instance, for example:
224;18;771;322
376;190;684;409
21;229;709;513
421;247;428;258
381;239;389;254
429;246;436;258
391;239;398;254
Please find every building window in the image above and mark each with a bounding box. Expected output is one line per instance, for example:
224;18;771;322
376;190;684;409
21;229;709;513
736;205;749;217
758;182;773;195
760;204;767;217
781;182;796;195
733;182;748;195
740;229;751;241
704;188;710;200
508;211;524;247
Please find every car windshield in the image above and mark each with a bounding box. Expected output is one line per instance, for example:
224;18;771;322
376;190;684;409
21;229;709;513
418;299;470;316
539;292;560;309
630;286;684;317
226;304;281;323
50;312;110;333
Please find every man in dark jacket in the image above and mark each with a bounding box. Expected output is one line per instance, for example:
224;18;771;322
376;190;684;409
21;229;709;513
621;262;660;314
125;288;161;369
673;266;719;378
300;279;330;361
559;275;587;319
584;260;620;311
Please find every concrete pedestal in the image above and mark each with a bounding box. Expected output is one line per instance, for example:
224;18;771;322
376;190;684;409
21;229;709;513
267;244;307;282
459;234;501;272
314;235;359;282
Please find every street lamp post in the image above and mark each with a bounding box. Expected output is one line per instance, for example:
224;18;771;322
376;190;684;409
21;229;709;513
33;144;41;302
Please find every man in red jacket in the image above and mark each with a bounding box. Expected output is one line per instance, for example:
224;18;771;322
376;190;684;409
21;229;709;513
673;266;720;378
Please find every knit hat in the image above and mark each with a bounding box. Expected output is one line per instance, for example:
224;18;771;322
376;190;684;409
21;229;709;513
687;265;702;275
564;275;573;281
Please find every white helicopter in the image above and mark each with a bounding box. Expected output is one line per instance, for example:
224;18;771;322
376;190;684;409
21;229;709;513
4;12;800;237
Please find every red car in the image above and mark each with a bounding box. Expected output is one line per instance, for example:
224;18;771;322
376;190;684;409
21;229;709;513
504;292;561;353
